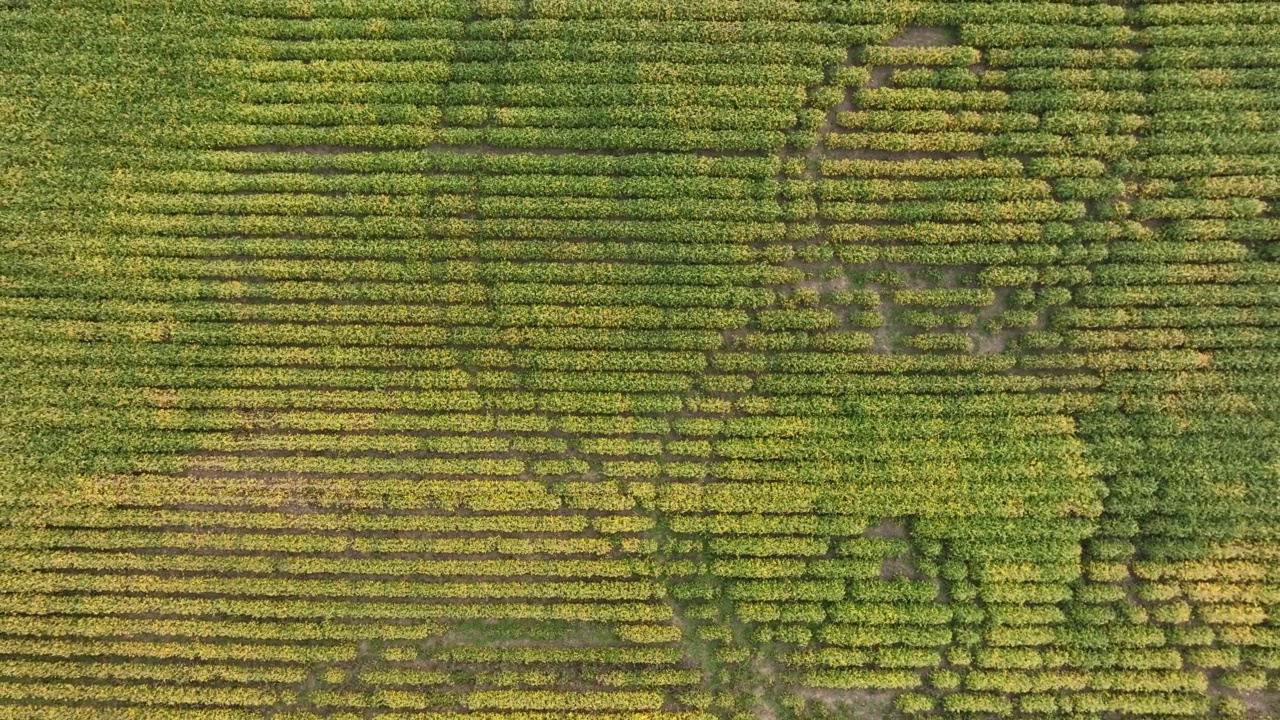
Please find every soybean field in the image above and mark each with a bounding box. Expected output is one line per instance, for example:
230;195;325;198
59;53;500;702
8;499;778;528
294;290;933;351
1;1;1279;718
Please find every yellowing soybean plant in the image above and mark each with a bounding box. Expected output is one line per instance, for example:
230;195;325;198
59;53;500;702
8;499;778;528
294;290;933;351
1;0;1278;718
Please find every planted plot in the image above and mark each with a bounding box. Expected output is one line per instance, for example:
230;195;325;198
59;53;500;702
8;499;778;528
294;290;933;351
0;0;1278;717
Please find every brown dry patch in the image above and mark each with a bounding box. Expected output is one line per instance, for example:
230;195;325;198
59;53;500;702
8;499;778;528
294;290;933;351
884;26;955;47
796;273;852;295
143;388;182;409
868;322;894;355
864;65;894;89
1239;689;1280;716
795;687;900;719
864;519;908;538
880;554;924;582
973;329;1012;355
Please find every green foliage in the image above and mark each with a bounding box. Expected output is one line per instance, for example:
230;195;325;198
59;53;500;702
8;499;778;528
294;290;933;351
3;1;1278;716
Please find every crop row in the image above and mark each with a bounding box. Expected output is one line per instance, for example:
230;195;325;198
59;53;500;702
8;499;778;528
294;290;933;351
0;660;305;685
0;299;751;329
817;177;1053;201
103;147;782;177
214;59;823;86
17;230;794;257
6;573;664;601
121;171;783;199
167;124;792;152
115;192;792;221
0;681;683;714
238;104;804;133
829;130;1135;158
236;80;811;109
0;594;672;623
5;340;1041;375
5;242;1104;271
2;321;729;352
5;552;660;579
821;198;1084;223
3;506;619;532
8;384;1105;420
0;682;292;710
224;38;846;65
3;279;772;309
0;614;445;641
9;408;1078;447
0;529;648;557
235;15;888;44
1054;307;1280;330
97;216;794;244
